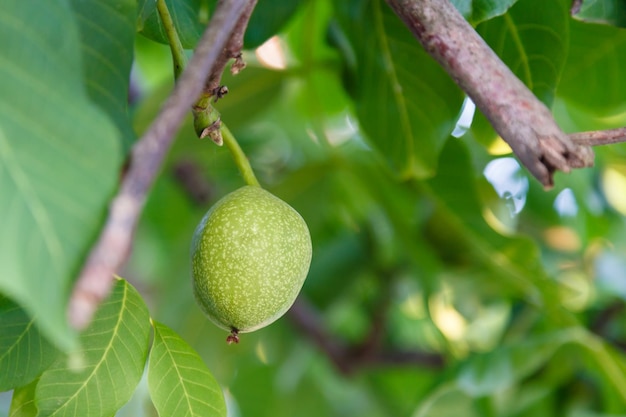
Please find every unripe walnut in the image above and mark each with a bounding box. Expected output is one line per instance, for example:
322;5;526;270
191;186;312;342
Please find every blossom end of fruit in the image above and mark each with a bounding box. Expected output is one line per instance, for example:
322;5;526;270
226;328;240;344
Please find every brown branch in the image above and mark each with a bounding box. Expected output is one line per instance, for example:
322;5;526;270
67;0;258;329
288;298;445;374
385;0;594;188
204;0;257;94
569;127;626;146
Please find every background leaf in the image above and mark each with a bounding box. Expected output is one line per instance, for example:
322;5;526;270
217;67;288;129
457;329;584;397
137;0;157;28
148;321;227;417
35;279;150;417
69;0;138;153
0;0;121;352
8;379;38;417
2;1;626;416
0;297;58;391
477;0;569;106
425;140;563;308
412;385;477;417
574;0;626;27
243;0;307;48
139;0;206;49
557;20;626;116
471;0;569;146
335;0;464;178
450;0;519;25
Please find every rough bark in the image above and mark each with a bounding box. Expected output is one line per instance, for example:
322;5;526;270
386;0;595;188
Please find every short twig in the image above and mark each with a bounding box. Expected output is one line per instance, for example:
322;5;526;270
204;1;257;94
569;127;626;147
68;0;258;329
212;85;229;102
386;0;594;188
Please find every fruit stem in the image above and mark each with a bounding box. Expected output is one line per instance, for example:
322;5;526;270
158;0;261;188
221;124;261;187
156;0;187;79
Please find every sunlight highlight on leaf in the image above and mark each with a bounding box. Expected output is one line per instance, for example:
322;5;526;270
255;36;288;70
601;166;626;215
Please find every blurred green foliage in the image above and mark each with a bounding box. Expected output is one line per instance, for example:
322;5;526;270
2;0;626;416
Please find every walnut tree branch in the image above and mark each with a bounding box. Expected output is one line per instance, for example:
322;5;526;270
386;0;594;188
204;0;257;94
569;127;626;146
68;0;258;329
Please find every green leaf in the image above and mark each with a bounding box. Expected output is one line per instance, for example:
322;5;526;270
69;0;138;153
425;140;567;314
557;20;626;116
456;328;626;404
244;0;306;48
477;0;569;106
412;384;478;417
367;368;438;417
148;321;227;417
217;66;288;129
579;334;626;407
139;0;205;49
457;329;584;396
137;0;157;28
286;0;338;65
336;0;464;179
450;0;519;25
35;279;150;417
0;0;121;352
0;297;58;391
9;378;38;417
574;0;626;28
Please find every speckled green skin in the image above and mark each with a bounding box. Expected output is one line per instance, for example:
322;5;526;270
191;186;312;333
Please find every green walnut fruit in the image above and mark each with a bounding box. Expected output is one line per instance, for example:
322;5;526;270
191;185;312;342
